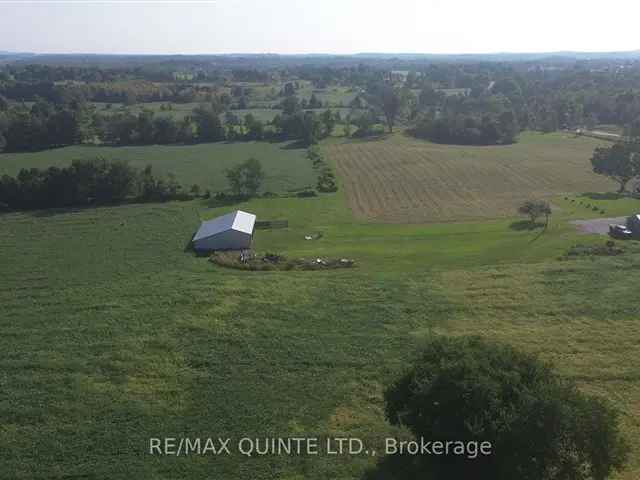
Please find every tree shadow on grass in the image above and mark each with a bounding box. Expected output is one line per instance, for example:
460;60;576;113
203;195;248;209
509;220;546;231
278;139;308;150
24;201;140;218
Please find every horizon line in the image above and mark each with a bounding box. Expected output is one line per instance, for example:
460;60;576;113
3;48;640;57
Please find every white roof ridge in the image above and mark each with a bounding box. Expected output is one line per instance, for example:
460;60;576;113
193;210;256;241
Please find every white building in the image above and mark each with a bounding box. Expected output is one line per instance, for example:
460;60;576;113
192;210;256;251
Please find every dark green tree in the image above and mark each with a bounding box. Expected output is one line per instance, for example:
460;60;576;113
368;83;403;133
226;157;265;197
321;109;336;136
308;93;323;109
281;95;300;116
384;336;629;480
244;114;264;141
283;82;296;97
353;109;378;137
592;142;640;193
153;116;179;144
192;105;225;142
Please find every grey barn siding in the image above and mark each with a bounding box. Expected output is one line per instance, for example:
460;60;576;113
192;210;257;252
193;229;252;251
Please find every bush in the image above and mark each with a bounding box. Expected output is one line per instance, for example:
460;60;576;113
307;146;339;193
384;336;628;480
296;190;317;198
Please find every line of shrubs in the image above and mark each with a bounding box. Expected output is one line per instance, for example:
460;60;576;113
0;157;193;211
307;146;338;193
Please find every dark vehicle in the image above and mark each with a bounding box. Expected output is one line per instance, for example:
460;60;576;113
609;224;633;239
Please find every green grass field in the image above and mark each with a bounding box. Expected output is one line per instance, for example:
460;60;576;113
296;85;357;107
0;141;315;194
3;132;640;479
92;102;202;120
93;103;283;124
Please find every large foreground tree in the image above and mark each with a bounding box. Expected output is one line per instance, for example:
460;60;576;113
384;336;629;480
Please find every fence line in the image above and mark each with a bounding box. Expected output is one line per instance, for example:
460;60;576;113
255;220;289;230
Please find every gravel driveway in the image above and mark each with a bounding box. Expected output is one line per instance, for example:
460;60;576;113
570;217;627;235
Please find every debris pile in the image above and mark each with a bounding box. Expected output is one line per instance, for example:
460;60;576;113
210;251;356;271
304;232;324;241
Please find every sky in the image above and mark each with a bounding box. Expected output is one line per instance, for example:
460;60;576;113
0;0;639;56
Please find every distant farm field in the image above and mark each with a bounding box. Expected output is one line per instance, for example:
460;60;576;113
326;132;613;223
0;141;315;193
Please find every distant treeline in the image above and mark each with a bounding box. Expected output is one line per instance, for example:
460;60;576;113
0;158;190;211
0;80;220;104
5;59;640;147
402;66;640;143
0;95;343;152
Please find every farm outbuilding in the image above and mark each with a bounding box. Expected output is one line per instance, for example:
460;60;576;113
192;210;256;252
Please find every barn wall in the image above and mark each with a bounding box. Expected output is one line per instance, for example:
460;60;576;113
193;230;252;251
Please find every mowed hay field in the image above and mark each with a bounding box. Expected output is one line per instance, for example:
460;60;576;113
326;132;614;223
0;141;315;194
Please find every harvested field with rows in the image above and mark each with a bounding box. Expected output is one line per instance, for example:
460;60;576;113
326;132;614;223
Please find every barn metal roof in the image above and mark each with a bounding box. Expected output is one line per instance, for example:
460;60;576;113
193;210;256;241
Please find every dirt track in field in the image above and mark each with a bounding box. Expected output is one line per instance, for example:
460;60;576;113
326;133;614;224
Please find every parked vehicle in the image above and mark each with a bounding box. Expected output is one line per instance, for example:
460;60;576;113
609;224;633;239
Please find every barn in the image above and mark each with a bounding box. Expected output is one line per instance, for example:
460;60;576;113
192;210;257;252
